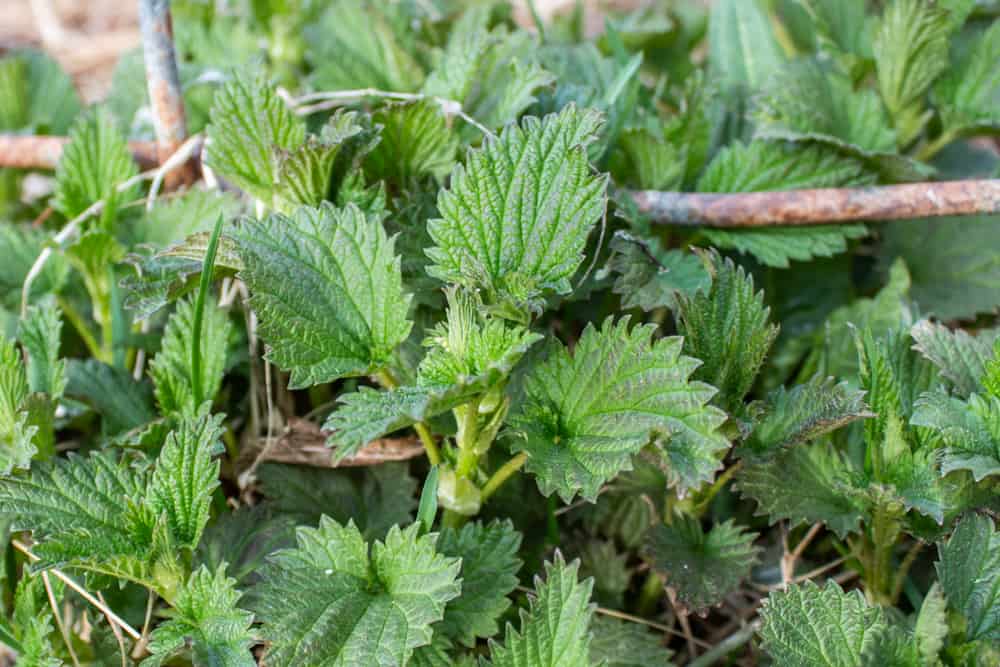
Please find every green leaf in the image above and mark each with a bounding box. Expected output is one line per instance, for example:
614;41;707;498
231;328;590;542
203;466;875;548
146;411;225;551
257;462;418;540
610;124;685;191
305;2;424;93
935;21;1000;136
589;616;675;667
133;189;241;249
797;0;870;59
642;517;759;612
881;215;1000;321
195;505;295;592
911;392;1000;481
676;251;779;412
435;520;522;647
54;107;138;224
914;582;948;664
738;442;866;538
743;376;871;458
204;73;305;204
509;317;729;502
936;513;1000;642
874;0;951;145
759;581;887;667
709;0;785;94
18;301;66;400
236;202;412;388
325;295;540;460
0;226;68;310
601;232;710;313
143;565;255;667
427;105;607;314
578;539;631;608
485;554;595;667
366;100;458;183
911;320;998;398
0;49;79;134
421;5;492;103
66;360;157;436
150;296;232;416
10;573;61;667
697;141;873;268
254;519;462;666
275;111;369;211
0;337;36;475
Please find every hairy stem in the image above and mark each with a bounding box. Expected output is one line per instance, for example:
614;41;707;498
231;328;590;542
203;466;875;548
480;452;528;502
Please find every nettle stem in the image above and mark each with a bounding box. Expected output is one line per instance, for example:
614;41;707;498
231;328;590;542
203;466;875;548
865;503;903;606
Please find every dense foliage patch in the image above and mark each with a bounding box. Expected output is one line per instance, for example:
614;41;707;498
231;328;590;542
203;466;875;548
1;0;999;664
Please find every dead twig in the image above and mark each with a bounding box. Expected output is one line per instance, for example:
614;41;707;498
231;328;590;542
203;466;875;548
629;179;1000;227
0;135;160;170
138;0;195;187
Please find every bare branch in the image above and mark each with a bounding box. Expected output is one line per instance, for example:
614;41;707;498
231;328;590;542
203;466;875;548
629;179;1000;227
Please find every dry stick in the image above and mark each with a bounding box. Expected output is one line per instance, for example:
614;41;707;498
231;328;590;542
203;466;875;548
98;591;130;667
12;540;143;642
630;179;1000;227
42;571;81;667
145;134;204;211
138;0;195;188
0;135;160;170
781;523;822;587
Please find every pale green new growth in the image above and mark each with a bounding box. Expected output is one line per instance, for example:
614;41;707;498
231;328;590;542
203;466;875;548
510;317;728;502
427;105;607;314
18;301;66;400
53;107;138;224
205;74;305;204
485;555;595;667
676;251;778;412
236;202;411;389
143;566;255;667
643;517;759;612
254;519;462;666
147;411;225;550
759;581;887;667
366;100;458;183
150;296;232;416
936;513;1000;642
0;337;36;475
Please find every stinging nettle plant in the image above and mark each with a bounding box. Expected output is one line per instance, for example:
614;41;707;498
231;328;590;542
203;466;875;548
0;0;999;665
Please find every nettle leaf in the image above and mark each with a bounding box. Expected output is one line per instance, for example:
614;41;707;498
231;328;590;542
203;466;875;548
589;616;675;667
366;100;458;184
936;513;1000;642
675;252;779;412
509;317;729;502
143;566;255;667
738;442;866;538
709;0;784;94
326;295;541;460
0;337;36;475
435;520;522;647
881;215;1000;321
53;107;138;224
18;300;66;400
146;411;225;551
275;111;370;211
1;49;79;134
874;0;951;145
421;5;491;103
306;1;423;93
427;105;607;314
204;73;306;204
759;581;887;667
150;296;232;416
236;202;412;389
798;0;870;59
643;517;760;612
0;226;69;309
911;320;998;398
912;392;1000;481
195;505;295;592
258;462;417;540
743;376;871;458
66;360;157;436
10;573;61;667
132;188;241;249
935;20;1000;136
254;519;462;666
485;554;595;667
601;232;710;313
697;141;873;268
610;124;685;191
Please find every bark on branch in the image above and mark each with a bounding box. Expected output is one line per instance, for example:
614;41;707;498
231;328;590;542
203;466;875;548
629;179;1000;227
0;134;160;170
